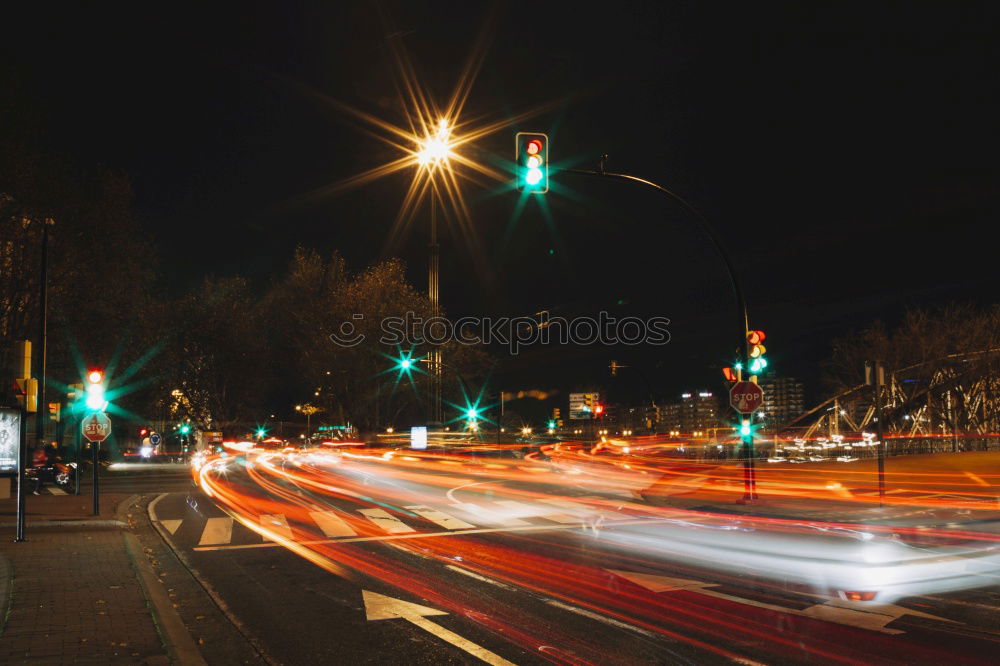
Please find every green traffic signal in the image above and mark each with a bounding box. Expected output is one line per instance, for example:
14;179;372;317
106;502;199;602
179;424;191;435
516;132;549;193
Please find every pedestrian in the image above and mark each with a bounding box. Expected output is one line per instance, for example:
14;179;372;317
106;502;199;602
31;445;49;494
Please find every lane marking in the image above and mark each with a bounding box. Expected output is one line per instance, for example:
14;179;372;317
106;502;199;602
450;502;531;527
309;510;358;537
546;599;657;638
358;508;416;534
405;505;476;530
160;519;183;535
259;513;294;541
445;565;519;591
198;517;234;546
193;516;665;551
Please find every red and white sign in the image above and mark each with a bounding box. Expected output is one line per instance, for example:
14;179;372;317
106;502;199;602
730;382;764;414
82;412;112;442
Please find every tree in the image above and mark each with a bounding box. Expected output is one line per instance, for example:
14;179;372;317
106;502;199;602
157;276;267;430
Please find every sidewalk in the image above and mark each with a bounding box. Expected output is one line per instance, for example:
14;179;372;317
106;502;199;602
0;490;195;664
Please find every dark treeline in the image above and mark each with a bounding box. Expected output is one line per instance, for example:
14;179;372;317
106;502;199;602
1;91;490;437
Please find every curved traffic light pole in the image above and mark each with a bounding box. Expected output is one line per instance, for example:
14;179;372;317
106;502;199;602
564;166;758;501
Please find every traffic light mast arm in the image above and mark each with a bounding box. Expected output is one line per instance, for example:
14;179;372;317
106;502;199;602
565;167;750;358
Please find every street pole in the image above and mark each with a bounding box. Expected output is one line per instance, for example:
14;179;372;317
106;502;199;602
866;360;887;505
92;439;100;516
14;407;27;542
35;219;51;454
74;414;82;495
428;193;443;426
874;362;886;505
566;165;754;498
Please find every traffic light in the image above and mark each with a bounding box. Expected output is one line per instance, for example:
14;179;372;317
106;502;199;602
179;424;192;435
746;330;767;376
85;369;106;411
594;404;605;417
516;132;548;193
138;426;149;439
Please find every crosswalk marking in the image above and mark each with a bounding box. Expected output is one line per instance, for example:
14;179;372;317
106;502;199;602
450;502;531;527
405;505;476;530
537;497;628;521
260;513;294;541
160;519;182;534
494;500;580;524
309;510;358;537
358;508;416;534
199;517;234;545
47;486;68;495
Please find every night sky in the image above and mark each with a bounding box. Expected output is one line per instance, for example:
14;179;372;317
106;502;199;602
4;2;997;407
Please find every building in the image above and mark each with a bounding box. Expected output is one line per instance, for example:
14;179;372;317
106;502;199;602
656;391;720;434
758;377;805;428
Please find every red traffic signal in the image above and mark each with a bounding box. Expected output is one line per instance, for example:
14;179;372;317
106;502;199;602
138;427;149;438
594;404;604;416
746;330;766;346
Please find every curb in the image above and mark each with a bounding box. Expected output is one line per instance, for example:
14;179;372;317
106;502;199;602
0;520;127;529
118;495;209;666
0;552;11;637
148;493;276;665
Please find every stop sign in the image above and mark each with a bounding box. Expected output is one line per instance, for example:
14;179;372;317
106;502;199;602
82;412;112;442
730;381;764;414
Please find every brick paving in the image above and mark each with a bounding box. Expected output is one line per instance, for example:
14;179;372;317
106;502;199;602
0;492;170;664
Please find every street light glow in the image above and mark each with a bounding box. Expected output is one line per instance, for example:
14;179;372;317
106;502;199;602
417;121;453;166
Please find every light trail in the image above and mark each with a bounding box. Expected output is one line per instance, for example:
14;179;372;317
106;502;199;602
190;441;1000;664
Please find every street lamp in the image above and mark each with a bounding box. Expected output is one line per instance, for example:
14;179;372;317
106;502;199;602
417;119;454;427
295;403;321;442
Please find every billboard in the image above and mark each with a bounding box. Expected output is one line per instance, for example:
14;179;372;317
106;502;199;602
0;408;21;474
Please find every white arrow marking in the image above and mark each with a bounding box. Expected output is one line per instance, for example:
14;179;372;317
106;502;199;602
160;519;182;535
362;590;516;666
607;570;958;635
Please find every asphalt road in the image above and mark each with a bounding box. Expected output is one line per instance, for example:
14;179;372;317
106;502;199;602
140;449;1000;665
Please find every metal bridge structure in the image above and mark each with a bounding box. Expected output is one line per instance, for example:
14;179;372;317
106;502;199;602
780;348;1000;453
